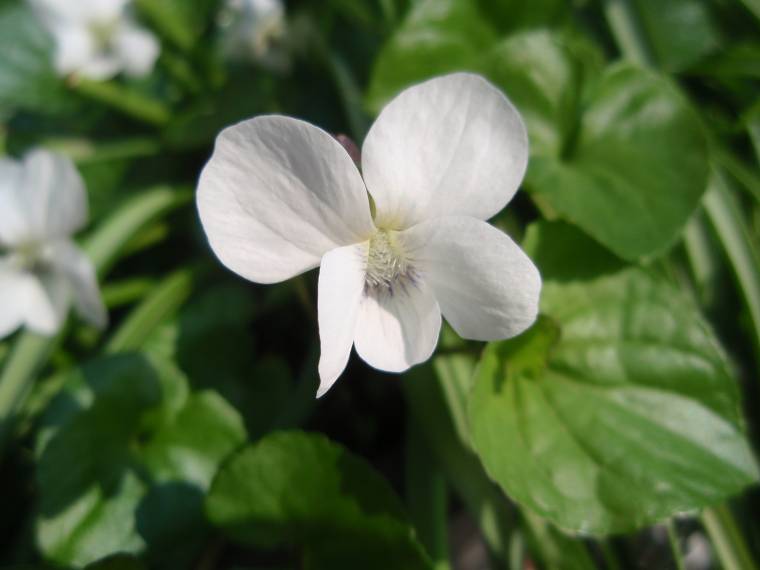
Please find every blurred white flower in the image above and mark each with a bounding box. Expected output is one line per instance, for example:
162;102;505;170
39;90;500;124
0;149;107;338
197;73;540;396
218;0;288;69
29;0;159;80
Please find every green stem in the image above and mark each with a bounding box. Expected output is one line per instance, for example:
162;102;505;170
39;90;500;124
600;541;623;570
520;510;597;570
667;520;686;570
703;172;760;362
738;0;760;21
0;187;189;456
402;349;514;563
44;136;161;165
0;334;59;449
405;416;451;570
71;78;171;126
105;266;199;353
101;277;157;308
702;505;759;570
601;0;654;66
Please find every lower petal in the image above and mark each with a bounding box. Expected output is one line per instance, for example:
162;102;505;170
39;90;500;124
50;240;108;329
316;242;368;397
401;216;541;341
353;279;441;374
22;271;70;336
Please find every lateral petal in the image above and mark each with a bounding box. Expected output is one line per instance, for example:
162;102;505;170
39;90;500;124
197;116;375;284
401;216;541;340
0;259;27;338
21;271;70;336
0;150;87;246
50;240;108;329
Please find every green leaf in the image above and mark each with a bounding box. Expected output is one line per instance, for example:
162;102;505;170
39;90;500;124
135;0;219;51
85;554;147;570
366;0;496;112
468;267;758;534
0;1;72;114
475;0;569;34
484;30;604;159
522;220;624;281
633;0;721;72
144;283;299;439
206;431;432;569
35;353;246;567
526;63;709;260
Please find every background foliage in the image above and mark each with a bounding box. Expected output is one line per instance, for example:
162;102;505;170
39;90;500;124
1;0;759;568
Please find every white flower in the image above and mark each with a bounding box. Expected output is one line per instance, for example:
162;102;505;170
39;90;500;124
0;149;107;337
197;73;541;396
218;0;287;69
29;0;160;81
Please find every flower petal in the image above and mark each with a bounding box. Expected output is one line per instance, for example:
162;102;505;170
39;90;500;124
402;216;541;340
21;271;70;336
362;73;528;228
48;24;100;77
353;280;441;373
197;116;375;284
0;158;27;247
50;240;108;329
316;242;368;397
113;21;160;77
0;258;27;338
0;150;87;246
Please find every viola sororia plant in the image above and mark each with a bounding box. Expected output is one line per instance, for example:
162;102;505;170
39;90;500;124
0;0;758;569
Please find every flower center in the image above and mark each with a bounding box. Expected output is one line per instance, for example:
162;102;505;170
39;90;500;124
365;229;415;293
7;242;51;274
89;19;119;51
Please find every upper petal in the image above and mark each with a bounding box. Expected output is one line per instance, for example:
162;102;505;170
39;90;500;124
362;73;528;229
401;216;541;340
0;150;87;246
30;0;129;22
49;240;108;329
353;279;441;373
197;116;375;284
113;21;160;77
48;23;99;77
316;242;368;397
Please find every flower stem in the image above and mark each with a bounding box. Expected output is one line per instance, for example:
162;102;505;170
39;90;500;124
702;505;759;570
667;520;686;570
105;266;200;353
405;415;451;570
70;78;171;126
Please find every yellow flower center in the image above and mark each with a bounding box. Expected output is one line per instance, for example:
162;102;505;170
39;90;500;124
365;229;415;293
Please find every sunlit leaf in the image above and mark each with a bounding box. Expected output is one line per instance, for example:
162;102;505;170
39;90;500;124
469;247;758;533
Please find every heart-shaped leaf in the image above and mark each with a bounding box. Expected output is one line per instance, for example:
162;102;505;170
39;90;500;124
35;353;246;567
468;224;758;533
206;431;432;569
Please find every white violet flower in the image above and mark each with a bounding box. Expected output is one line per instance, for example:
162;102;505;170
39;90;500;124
0;149;107;337
29;0;160;81
197;73;541;397
218;0;287;69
